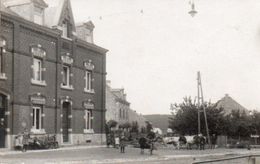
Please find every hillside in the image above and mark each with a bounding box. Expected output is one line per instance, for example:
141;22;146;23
144;114;172;134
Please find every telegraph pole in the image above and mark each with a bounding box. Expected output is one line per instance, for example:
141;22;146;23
197;71;211;145
197;72;201;135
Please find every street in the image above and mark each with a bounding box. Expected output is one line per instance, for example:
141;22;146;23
0;146;259;164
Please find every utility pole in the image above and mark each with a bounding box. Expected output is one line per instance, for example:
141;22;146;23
197;71;211;145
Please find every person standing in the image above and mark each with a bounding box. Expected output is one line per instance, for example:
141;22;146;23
139;135;147;154
22;128;29;152
115;135;120;149
106;133;111;148
119;135;126;153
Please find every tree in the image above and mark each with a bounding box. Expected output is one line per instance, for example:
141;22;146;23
226;110;251;140
169;97;227;136
107;120;118;130
130;121;139;133
119;122;131;130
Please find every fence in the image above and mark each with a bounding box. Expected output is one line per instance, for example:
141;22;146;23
192;155;260;164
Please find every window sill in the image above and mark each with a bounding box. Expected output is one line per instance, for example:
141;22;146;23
84;88;95;94
0;73;7;80
61;85;74;91
31;79;47;86
30;129;46;134
84;129;94;134
61;36;73;41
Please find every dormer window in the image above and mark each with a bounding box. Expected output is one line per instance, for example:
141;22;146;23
85;29;92;43
34;6;44;25
62;22;70;38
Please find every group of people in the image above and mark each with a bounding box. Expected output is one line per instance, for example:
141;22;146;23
14;128;30;152
106;133;127;153
106;131;158;155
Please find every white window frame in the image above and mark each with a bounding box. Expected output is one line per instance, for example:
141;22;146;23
0;39;6;80
84;110;94;133
31;46;46;86
32;106;42;130
84;70;94;93
62;65;70;87
33;58;42;82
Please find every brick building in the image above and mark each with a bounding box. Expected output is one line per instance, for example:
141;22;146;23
0;0;107;149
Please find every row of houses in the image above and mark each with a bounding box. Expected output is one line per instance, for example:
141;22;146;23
106;80;146;129
0;0;146;149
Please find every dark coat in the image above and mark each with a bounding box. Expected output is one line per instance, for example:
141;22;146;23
139;137;147;149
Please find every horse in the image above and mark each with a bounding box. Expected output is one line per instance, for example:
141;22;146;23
186;135;206;150
163;136;187;149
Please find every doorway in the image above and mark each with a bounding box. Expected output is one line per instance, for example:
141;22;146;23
62;102;70;143
0;94;6;148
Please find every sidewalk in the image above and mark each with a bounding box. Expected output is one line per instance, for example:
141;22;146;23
1;146;260;164
0;144;106;156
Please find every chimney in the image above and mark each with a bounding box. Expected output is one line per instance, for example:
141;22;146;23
106;80;111;87
123;94;127;100
76;21;95;43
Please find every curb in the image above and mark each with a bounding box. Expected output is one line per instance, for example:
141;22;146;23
0;145;106;156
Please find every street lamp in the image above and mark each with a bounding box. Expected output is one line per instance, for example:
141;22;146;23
189;0;198;17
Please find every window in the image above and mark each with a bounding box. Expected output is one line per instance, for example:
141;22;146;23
119;109;122;119
34;6;44;25
85;110;93;130
32;106;42;130
62;22;69;38
62;65;70;87
33;58;42;81
85;70;93;92
0;38;6;79
85;29;92;43
31;46;46;86
84;60;94;93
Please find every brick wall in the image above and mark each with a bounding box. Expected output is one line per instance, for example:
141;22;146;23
0;12;107;148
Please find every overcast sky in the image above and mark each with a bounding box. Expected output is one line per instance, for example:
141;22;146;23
48;0;260;115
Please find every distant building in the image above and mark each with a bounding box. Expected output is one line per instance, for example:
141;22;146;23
0;0;107;149
106;81;130;125
128;109;146;129
215;94;248;114
106;81;146;129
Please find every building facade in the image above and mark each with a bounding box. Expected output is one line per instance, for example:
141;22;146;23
106;81;130;125
0;0;107;149
128;109;146;129
106;81;146;129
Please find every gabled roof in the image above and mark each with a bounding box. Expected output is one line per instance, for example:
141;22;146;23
215;94;248;114
3;0;48;8
32;0;48;7
45;0;75;31
0;1;19;16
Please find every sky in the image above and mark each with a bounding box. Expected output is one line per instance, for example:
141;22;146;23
48;0;260;115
